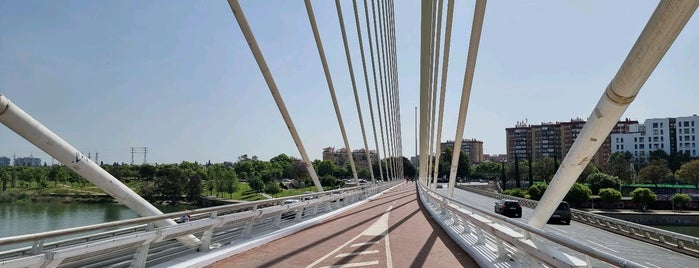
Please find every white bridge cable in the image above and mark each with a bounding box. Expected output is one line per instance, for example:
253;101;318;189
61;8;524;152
354;0;385;182
429;0;445;190
447;0;487;197
529;0;699;228
226;0;324;192
426;0;439;186
377;0;396;181
368;0;392;181
389;0;404;178
303;0;360;185
335;0;376;183
388;0;402;179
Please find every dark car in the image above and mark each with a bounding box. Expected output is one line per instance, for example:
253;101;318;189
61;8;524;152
548;201;571;225
494;199;522;218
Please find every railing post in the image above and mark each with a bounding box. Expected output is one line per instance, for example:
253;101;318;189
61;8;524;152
31;239;45;255
199;212;218;252
130;223;155;268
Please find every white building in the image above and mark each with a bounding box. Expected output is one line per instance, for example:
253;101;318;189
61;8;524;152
611;114;698;161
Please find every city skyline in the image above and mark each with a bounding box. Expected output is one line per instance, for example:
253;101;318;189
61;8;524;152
1;1;698;165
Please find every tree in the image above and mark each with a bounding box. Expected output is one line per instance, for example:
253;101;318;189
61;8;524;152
576;162;599;183
314;160;336;177
586;173;621;195
532;157;556;183
264;181;282;196
637;159;672;183
185;172;203;200
154;165;188;201
357;168;371;179
503;188;526;198
139;165;157;180
402;157;417;179
598;188;622;208
208;164;238;198
527;183;548;200
630;188;657;211
675;160;699;186
604;151;634;183
671;193;690;211
472;162;502;181
564;183;591;207
48;165;68;187
648;149;669;162
320;174;339;188
668;151;691;172
249;176;265;192
0;166;7;192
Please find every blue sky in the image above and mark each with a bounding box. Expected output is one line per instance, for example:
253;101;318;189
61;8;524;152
1;0;697;165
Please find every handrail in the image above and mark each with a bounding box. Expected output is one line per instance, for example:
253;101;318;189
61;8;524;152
460;186;699;257
418;183;644;267
0;182;399;267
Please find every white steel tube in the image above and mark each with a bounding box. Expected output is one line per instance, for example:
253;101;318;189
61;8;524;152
0;94;200;248
227;0;324;192
418;0;433;184
529;0;698;228
447;0;486;197
304;0;360;185
336;0;375;183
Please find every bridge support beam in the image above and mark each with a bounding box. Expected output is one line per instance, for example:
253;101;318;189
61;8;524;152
529;0;698;228
0;94;200;248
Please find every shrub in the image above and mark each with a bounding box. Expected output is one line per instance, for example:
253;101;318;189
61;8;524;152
502;188;525;198
586;173;621;195
671;193;690;211
264;181;282;195
527;183;548;200
598;188;622;208
630;188;656;211
564;183;591;207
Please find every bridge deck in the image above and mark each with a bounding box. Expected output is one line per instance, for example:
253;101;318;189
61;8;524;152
207;183;476;268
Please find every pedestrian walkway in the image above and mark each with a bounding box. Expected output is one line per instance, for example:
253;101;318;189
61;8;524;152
207;183;475;267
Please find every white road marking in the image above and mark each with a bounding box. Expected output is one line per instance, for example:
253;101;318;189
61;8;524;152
644;262;662;268
586;240;618;253
547;226;568;234
335;250;379;257
319;261;380;268
384;232;393;268
350;242;379;248
306;206;394;268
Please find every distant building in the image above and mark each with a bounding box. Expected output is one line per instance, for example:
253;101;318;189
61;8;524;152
410;156;419;168
14;156;42;167
483;154;507;163
322;147;379;170
441;139;484;163
0;156;10;166
611;114;699;161
506;118;638;167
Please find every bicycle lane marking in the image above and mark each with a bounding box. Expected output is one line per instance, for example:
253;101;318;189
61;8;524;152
306;204;395;268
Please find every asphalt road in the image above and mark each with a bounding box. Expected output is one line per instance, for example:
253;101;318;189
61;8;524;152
437;185;698;268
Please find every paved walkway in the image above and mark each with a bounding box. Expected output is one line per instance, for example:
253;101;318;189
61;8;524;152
207;183;476;268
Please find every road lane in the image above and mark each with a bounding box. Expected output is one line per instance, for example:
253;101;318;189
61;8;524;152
438;186;697;268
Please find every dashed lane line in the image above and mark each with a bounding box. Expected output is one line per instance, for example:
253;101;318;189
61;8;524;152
335;250;379;257
319;261;380;268
586;240;618;253
351;242;379;248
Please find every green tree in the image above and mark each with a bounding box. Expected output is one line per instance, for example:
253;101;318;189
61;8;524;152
48;165;68;187
154;165;187;201
472;162;501;180
0;167;7;192
139;164;157;181
648;149;669;162
564;183;591;207
233;160;255;181
576;162;599;183
671;193;690;211
357;168;371;179
527;183;548;200
185;171;203;200
533;157;557;183
586;173;621;195
503;188;526;198
314;160;336;177
604;151;634;183
320;174;338;187
208;164;237;198
402;157;417;179
675;160;699;186
630;188;657;211
264;181;282;196
249;176;265;192
637;159;672;183
598;188;622;208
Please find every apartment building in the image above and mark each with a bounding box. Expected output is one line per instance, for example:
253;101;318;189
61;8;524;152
13;156;42;166
322;147;379;170
506;118;638;167
0;156;10;166
611;114;698;161
441;138;484;163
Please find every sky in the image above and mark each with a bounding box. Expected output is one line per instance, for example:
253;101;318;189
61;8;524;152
1;0;697;165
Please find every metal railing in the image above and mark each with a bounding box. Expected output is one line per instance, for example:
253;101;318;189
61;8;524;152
418;183;645;267
462;186;699;258
0;182;399;268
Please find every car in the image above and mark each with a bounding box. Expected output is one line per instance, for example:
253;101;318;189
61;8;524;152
548;201;571;225
494;199;522;218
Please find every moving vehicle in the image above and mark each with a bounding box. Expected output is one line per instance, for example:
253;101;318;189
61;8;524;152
548;201;571;225
494;199;522;218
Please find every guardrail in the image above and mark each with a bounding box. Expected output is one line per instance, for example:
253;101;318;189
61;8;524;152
0;182;399;268
460;186;699;258
418;183;644;267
